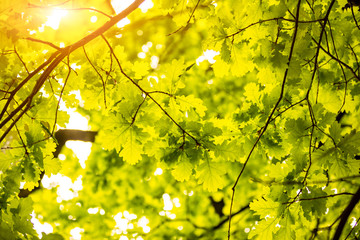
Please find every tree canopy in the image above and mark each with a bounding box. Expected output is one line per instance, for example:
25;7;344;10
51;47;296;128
1;0;360;239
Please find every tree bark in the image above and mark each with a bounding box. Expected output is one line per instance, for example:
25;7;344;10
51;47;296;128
332;186;360;240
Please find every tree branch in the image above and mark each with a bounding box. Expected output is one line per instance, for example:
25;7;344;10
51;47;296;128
228;0;303;238
0;0;145;144
333;186;360;240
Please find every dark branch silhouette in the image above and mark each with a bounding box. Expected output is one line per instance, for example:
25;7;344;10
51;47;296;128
333;186;360;240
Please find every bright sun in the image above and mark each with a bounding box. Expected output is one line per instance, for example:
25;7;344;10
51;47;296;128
44;0;134;30
111;0;135;13
45;9;68;30
44;0;153;30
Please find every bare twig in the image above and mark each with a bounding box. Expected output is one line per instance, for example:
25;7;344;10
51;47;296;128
228;1;303;238
302;0;337;183
101;34;202;146
52;55;72;134
83;45;107;108
282;192;354;205
168;0;201;35
350;5;360;31
25;37;61;50
225;17;325;39
13;46;29;74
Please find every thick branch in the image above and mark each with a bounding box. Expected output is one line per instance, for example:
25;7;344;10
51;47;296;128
0;0;145;144
333;186;360;240
54;129;97;157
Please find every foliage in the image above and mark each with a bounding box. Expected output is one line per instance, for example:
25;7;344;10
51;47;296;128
1;0;360;239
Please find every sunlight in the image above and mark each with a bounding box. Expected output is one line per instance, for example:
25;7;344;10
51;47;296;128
139;0;154;13
70;227;84;240
138;216;150;233
150;56;159;69
112;0;153;28
111;0;153;13
90;15;98;23
45;9;68;30
162;193;173;211
31;213;53;238
111;0;135;13
351;217;358;228
41;174;83;202
117;18;131;28
112;211;138;235
183;190;194;196
42;0;154;31
196;50;220;65
63;107;92;168
154;168;163;175
66;141;92;169
173;198;181;208
87;207;99;214
112;0;133;28
160;194;180;220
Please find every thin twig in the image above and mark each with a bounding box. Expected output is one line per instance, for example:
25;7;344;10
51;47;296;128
28;2;113;18
168;0;201;35
350;5;360;31
83;45;107;108
228;1;303;238
302;0;337;184
251;174;360;186
282;192;354;204
13;46;29;74
52;55;72;135
131;95;147;126
0;51;61;122
313;39;360;81
101;34;201;146
25;37;61;50
225;17;325;39
344;216;360;239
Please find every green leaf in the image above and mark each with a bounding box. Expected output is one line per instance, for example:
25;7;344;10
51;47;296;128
248;217;280;240
120;136;143;165
0;151;18;172
176;95;207;118
220;40;231;62
214;140;243;162
338;130;360;156
1;0;360;239
250;198;280;219
275;210;296;240
244;82;261;104
329;121;342;143
44;157;62;176
171;153;193;181
300;187;327;221
195;154;226;192
42;233;65;240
